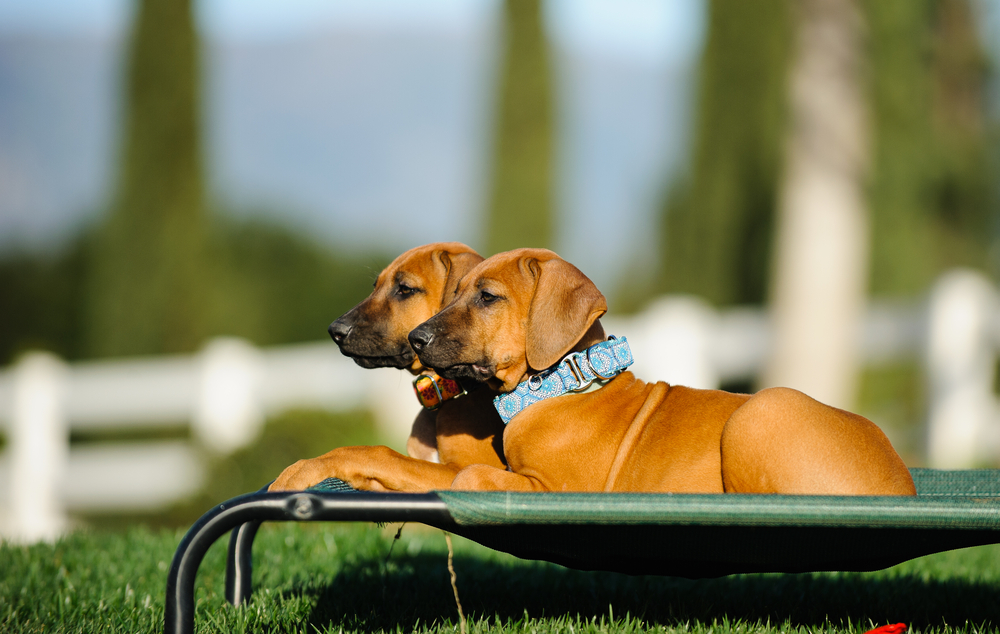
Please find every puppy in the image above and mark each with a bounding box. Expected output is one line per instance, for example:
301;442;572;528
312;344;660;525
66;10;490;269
408;248;916;496
269;242;506;492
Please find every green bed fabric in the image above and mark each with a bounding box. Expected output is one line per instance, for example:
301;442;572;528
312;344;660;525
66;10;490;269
437;469;1000;530
309;468;1000;577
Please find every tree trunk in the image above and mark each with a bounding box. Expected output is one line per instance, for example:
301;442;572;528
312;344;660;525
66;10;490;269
763;0;870;409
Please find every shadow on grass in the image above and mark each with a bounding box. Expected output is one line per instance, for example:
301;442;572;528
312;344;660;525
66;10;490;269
294;548;1000;632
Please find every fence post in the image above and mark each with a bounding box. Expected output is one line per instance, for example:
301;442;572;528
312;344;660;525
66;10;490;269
925;270;1000;468
8;352;68;542
629;296;720;390
193;338;265;454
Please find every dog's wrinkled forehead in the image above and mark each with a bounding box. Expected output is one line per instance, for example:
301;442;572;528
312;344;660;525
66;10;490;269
376;242;478;291
453;248;561;297
376;244;435;286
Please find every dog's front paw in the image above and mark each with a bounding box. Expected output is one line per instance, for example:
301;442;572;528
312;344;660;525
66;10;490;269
269;458;330;492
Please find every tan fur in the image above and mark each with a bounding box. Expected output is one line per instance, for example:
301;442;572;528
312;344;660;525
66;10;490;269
417;248;916;496
269;243;506;493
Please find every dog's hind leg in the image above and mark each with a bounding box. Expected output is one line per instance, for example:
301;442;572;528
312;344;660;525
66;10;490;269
720;387;915;495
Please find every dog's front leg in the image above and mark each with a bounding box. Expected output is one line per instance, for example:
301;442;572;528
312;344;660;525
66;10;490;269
450;464;547;491
269;445;462;492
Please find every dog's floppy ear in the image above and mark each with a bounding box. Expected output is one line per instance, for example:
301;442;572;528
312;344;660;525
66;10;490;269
524;256;607;371
435;247;483;309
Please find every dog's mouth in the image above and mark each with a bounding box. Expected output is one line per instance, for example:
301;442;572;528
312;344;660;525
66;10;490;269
334;333;415;369
341;349;415;369
433;362;494;383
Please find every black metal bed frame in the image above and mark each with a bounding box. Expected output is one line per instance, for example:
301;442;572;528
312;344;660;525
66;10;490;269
163;471;1000;634
164;489;453;634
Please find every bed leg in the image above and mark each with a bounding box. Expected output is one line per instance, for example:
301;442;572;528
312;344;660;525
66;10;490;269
164;505;240;634
226;520;262;606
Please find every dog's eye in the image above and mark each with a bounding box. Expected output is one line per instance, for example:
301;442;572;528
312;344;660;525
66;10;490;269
396;283;416;298
479;290;498;304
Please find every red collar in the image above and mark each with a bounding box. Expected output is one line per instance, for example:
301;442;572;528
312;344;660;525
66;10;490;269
413;371;466;409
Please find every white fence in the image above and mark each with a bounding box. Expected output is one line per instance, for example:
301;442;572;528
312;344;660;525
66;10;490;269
0;338;421;542
1;268;999;542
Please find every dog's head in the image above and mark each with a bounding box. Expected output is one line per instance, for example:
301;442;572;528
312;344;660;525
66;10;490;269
408;248;607;392
329;242;483;373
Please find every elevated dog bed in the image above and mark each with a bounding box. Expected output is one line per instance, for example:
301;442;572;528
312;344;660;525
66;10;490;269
164;468;1000;634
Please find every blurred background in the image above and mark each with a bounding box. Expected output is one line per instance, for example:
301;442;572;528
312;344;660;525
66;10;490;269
1;0;1000;540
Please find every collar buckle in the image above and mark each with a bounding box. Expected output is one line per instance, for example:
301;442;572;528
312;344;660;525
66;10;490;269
565;354;593;392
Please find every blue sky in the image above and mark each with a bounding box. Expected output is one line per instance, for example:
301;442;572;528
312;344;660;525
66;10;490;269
0;0;701;54
0;0;705;291
3;0;997;290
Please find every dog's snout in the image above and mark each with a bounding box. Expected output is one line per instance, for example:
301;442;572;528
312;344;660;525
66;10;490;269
408;326;434;352
328;319;352;344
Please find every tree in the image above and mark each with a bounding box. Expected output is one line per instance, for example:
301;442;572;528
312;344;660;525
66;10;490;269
865;0;993;296
657;0;792;306
763;0;870;409
85;0;207;357
485;0;555;255
759;0;993;409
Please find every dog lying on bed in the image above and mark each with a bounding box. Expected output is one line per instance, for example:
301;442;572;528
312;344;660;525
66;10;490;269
269;242;506;492
408;248;916;495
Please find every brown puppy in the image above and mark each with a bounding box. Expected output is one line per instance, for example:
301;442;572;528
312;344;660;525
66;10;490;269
409;248;916;495
269;242;506;492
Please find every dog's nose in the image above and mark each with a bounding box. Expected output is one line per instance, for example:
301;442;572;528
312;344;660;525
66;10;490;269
328;319;352;344
408;326;434;352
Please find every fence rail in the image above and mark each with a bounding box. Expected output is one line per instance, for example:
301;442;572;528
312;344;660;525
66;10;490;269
1;269;999;542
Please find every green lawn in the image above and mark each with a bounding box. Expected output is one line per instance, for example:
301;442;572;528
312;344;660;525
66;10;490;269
2;520;999;634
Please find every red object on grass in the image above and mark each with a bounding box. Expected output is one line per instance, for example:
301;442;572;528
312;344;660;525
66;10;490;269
864;624;906;634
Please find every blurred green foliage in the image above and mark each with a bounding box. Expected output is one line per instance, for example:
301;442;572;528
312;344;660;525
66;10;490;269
866;0;996;296
201;218;387;348
0;220;388;365
657;0;792;306
855;0;995;429
486;0;554;255
0;239;90;363
855;362;927;466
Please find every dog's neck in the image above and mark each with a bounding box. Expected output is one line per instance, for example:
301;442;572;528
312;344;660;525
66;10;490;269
497;318;607;389
486;320;608;393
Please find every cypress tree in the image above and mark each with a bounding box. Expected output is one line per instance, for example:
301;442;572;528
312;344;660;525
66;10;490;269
657;0;792;306
86;0;207;357
485;0;554;255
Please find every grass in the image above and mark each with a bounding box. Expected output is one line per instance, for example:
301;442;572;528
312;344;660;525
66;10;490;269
2;520;1000;634
4;409;997;633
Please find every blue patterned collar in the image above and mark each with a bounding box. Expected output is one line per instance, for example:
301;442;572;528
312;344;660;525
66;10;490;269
493;336;633;424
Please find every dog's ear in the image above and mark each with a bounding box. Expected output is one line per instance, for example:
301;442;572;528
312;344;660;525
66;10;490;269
524;256;607;371
435;247;483;309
